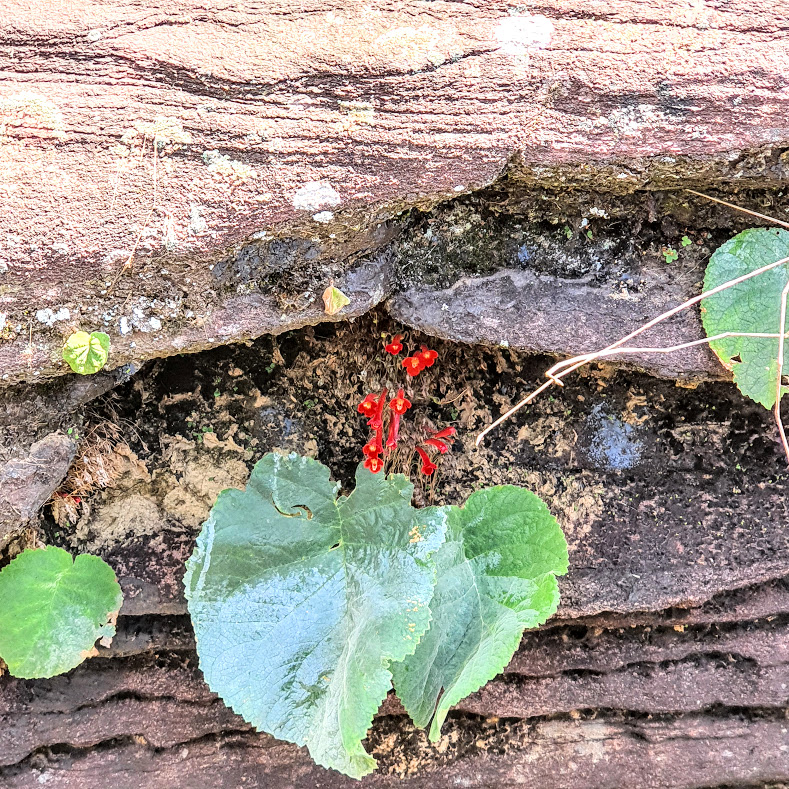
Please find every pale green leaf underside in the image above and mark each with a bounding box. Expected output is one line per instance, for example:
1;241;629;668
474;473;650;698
392;485;568;741
0;547;123;678
184;453;448;778
62;331;111;375
701;228;789;409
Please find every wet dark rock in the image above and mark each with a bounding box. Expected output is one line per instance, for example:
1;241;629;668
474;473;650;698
389;267;724;382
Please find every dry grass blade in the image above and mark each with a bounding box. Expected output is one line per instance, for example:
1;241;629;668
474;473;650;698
50;422;137;526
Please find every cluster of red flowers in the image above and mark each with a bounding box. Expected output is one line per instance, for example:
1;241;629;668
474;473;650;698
356;333;456;476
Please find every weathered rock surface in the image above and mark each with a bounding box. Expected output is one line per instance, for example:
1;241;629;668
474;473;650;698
1;0;789;384
0;433;75;546
2;604;787;787
3;3;789;786
389;267;724;382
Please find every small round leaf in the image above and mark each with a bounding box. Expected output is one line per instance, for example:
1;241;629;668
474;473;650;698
322;286;351;315
0;546;123;678
62;331;110;375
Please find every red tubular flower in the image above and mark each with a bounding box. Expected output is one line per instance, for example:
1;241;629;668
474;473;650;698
363;438;380;458
367;387;388;430
423;437;450;454
389;389;411;416
402;356;424;377
364;456;384;473
384;334;403;355
417;345;438;368
386;414;401;448
415;446;437;476
433;426;456;439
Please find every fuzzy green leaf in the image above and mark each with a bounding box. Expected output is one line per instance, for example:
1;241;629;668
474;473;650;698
0;547;123;678
702;228;789;408
62;331;111;375
392;485;568;741
184;453;448;778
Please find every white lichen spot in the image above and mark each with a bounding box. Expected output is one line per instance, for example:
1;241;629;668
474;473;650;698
0;312;6;333
0;93;66;140
149;317;162;331
119;316;132;335
86;29;102;42
188;204;209;236
202;150;255;182
495;14;553;57
293;181;342;212
35;307;70;326
312;211;334;224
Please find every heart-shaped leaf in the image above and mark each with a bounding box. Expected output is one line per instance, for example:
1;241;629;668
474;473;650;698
392;485;568;741
0;547;123;678
62;331;111;375
184;453;447;778
701;228;789;409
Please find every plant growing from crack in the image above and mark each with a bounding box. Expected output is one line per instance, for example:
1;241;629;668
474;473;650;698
62;330;110;375
476;191;789;466
357;334;456;479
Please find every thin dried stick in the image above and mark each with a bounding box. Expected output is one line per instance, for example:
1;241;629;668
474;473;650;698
685;190;789;231
775;281;789;463
546;330;789;371
476;254;789;446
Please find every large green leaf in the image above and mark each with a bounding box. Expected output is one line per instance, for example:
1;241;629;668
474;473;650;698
701;228;789;408
0;547;123;678
62;331;111;375
392;485;568;741
184;453;448;778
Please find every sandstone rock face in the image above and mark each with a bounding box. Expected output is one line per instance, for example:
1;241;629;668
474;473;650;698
1;0;789;385
2;3;789;787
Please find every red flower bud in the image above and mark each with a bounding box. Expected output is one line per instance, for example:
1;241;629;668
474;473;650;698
433;426;456;439
423;437;450;454
367;387;388;430
386;413;401;449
